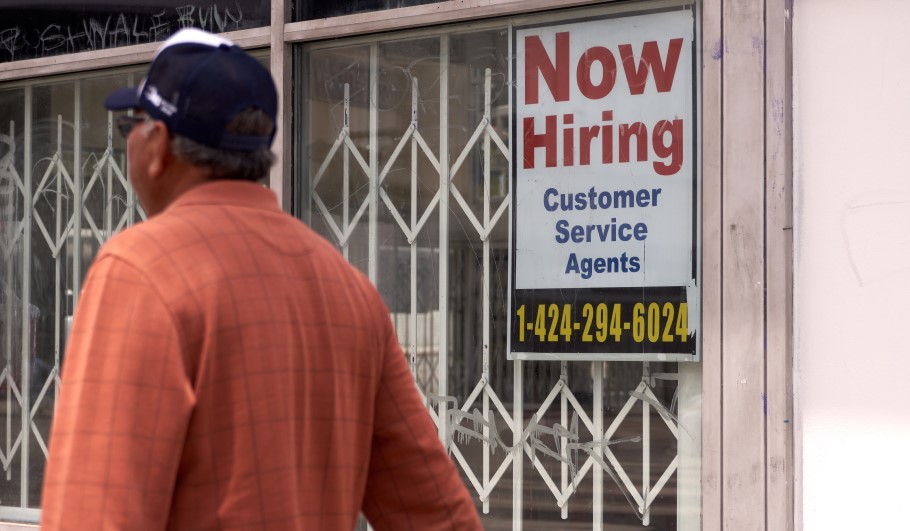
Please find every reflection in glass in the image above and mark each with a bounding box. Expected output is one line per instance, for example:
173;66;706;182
0;68;143;517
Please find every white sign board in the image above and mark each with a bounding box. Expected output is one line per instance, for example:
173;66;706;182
508;8;700;360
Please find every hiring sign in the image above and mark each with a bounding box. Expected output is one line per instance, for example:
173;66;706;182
508;8;699;360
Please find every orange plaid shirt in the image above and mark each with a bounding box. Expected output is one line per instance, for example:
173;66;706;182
41;180;481;530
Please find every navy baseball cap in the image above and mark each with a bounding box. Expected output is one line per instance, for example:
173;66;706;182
105;28;277;152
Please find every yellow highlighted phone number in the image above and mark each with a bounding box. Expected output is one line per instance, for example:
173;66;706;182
515;302;688;344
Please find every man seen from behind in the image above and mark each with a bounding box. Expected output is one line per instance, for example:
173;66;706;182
40;28;482;531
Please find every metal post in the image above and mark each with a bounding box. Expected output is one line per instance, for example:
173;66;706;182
560;361;568;520
642;361;651;526
507;29;521;527
4;119;15;483
409;79;418;378
126;74;137;227
343;84;351;262
368;45;378;284
54;114;65;411
106;113;113;239
437;34;449;444
20;87;33;507
3;237;9;484
593;361;603;530
482;69;492;516
73;82;83;310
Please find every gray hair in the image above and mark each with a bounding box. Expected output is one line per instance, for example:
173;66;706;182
170;108;276;182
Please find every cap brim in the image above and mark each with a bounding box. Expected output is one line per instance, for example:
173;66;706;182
104;87;140;110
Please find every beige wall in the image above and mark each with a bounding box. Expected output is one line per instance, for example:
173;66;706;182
794;1;910;529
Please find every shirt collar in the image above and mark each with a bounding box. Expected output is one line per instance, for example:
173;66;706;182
166;180;281;212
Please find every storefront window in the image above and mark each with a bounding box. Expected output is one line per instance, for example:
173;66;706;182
0;0;706;526
297;4;701;528
0;1;269;63
0;70;144;520
0;46;268;521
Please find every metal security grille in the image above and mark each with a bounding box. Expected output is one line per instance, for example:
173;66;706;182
305;33;690;530
0;81;142;519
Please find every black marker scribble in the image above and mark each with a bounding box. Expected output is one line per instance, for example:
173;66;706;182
1;3;251;63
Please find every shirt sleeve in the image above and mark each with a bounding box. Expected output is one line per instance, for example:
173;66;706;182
40;255;194;531
361;309;482;531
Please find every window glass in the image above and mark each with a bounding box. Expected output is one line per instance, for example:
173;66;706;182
0;1;269;63
0;85;32;517
0;69;142;519
293;0;445;22
297;7;700;528
0;48;266;520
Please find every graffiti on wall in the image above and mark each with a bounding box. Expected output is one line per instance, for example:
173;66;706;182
0;2;262;63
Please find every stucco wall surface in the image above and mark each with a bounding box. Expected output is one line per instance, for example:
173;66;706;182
794;1;910;529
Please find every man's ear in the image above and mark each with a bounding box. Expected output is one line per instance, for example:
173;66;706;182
145;120;171;179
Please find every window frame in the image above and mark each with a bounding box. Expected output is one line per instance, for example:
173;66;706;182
0;1;794;529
